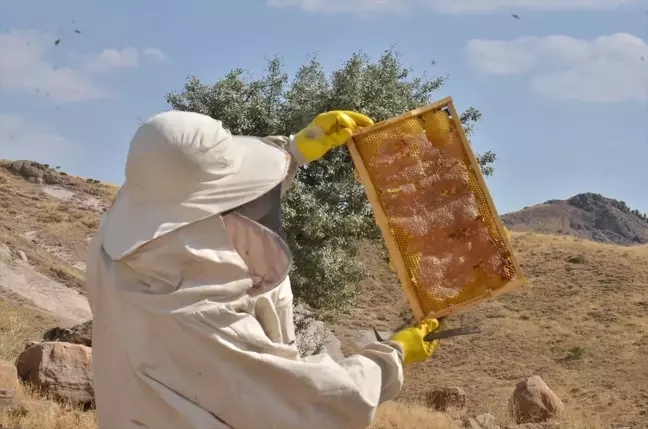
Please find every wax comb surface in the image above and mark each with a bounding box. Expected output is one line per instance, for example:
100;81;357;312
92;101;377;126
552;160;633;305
348;97;527;320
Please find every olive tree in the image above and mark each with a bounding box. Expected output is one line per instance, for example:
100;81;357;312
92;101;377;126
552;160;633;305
165;50;496;318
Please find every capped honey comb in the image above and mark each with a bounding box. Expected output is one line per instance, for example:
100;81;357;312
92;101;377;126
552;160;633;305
348;97;527;320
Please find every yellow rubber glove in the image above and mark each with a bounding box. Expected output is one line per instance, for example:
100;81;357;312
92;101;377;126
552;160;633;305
390;319;442;365
294;111;374;163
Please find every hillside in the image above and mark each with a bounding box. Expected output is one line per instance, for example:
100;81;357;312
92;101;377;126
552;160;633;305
336;235;648;428
502;193;648;246
1;160;647;428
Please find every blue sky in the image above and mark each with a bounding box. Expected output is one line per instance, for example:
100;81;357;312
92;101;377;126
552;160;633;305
1;0;647;215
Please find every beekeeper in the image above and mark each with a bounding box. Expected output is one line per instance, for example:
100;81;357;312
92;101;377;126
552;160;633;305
85;109;443;429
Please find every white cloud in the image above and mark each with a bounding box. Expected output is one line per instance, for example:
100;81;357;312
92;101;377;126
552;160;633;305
464;33;648;102
0;114;75;163
0;29;168;102
82;47;139;73
266;0;639;14
142;48;167;62
0;30;108;101
267;0;405;14
429;0;638;14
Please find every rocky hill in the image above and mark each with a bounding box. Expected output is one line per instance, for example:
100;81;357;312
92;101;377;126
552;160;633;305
502;193;648;246
1;160;647;428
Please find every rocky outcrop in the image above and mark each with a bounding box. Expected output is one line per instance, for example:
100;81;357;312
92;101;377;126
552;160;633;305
4;160;67;185
502;193;648;245
0;158;108;200
43;320;93;347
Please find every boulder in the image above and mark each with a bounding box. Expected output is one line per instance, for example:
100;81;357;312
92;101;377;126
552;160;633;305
426;387;467;411
43;171;64;185
16;342;93;405
0;388;18;411
43;320;93;347
509;376;564;423
294;305;344;360
0;359;19;390
0;361;20;413
12;161;44;179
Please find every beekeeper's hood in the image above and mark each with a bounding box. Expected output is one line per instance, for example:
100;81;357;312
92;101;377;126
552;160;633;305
101;110;292;297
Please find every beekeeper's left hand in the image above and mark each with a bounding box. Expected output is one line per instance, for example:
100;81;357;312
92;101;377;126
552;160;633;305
293;111;373;163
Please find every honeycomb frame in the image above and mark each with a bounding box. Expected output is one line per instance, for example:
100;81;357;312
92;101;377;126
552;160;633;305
349;97;527;321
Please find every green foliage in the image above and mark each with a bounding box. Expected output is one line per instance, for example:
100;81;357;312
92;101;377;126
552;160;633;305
165;50;496;316
568;192;648;222
566;346;585;360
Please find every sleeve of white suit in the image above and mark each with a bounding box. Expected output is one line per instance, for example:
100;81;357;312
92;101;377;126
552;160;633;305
261;135;306;196
211;338;406;429
250;342;405;429
298;341;406;427
149;306;406;429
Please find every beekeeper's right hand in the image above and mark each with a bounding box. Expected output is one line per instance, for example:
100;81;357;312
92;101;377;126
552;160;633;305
390;319;442;365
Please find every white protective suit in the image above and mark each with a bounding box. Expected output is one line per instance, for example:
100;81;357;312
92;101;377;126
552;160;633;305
85;111;405;429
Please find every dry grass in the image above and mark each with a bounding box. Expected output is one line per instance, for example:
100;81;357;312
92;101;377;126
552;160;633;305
0;383;97;429
0;295;60;361
0;168;114;292
337;233;648;428
102;183;120;201
370;401;603;429
36;202;99;229
0;299;97;429
369;402;461;429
